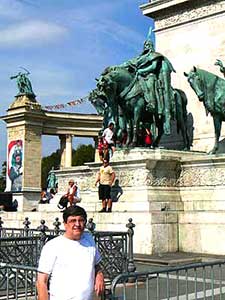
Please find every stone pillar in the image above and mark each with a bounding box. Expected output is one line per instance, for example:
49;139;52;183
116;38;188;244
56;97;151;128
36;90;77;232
65;135;72;167
59;135;66;168
93;137;100;162
2;95;43;211
59;134;72;168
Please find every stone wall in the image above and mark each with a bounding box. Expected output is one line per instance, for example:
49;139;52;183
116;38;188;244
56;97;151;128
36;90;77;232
179;155;225;255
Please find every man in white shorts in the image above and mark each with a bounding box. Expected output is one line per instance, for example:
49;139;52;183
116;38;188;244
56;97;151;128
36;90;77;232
36;206;105;300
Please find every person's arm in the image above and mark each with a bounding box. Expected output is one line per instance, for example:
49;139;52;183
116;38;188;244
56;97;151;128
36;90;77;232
70;185;77;197
95;172;100;186
137;60;158;75
36;272;49;300
94;264;105;296
110;172;116;186
146;128;151;135
64;187;69;197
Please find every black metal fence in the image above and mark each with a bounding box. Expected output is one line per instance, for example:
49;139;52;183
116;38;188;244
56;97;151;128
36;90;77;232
2;259;225;300
0;216;136;299
0;263;37;300
111;259;225;300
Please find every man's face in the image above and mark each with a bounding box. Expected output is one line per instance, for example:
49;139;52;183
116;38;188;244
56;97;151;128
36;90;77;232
68;181;74;187
144;41;154;52
64;215;86;240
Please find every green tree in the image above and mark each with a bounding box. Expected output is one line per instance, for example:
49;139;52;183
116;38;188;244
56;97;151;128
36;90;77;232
41;144;95;188
72;144;95;166
0;161;6;192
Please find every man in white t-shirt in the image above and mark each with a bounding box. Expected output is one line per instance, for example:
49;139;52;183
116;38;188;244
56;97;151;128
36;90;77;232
102;122;116;155
36;206;104;300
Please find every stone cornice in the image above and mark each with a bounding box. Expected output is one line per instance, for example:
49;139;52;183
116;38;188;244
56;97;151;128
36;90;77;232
1;106;103;137
140;0;192;16
141;0;225;31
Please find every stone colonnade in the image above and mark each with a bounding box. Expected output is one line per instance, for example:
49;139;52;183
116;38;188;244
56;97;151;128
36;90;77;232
1;95;103;210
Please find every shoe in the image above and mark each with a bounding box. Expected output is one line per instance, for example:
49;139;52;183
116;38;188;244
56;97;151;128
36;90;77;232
99;208;106;213
107;208;112;213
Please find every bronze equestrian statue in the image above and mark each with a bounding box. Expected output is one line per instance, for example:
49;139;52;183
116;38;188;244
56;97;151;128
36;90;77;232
184;64;225;154
90;37;190;150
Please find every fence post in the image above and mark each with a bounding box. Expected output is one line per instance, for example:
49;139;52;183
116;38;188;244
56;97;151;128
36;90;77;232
37;220;48;242
126;218;136;273
53;217;61;235
86;218;96;233
0;217;3;238
23;217;31;236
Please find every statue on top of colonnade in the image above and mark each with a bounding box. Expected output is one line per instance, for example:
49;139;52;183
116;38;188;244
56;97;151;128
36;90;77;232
89;28;190;150
10;68;35;97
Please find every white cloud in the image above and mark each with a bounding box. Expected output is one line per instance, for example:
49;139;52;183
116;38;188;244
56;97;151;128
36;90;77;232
0;20;67;48
60;2;145;50
0;0;24;19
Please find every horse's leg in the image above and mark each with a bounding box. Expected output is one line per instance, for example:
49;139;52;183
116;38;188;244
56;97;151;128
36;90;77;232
175;92;190;151
208;115;222;154
178;119;190;151
125;119;133;147
152;116;164;148
131;99;144;146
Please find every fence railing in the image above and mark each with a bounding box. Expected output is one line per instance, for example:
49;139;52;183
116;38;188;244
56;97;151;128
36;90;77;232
0;217;136;299
0;263;37;300
111;259;225;300
2;259;225;300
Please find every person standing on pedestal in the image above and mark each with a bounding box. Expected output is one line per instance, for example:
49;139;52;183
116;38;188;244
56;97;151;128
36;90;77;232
95;159;115;213
102;122;116;157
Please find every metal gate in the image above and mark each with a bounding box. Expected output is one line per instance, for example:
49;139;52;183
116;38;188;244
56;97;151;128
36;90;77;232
111;260;225;300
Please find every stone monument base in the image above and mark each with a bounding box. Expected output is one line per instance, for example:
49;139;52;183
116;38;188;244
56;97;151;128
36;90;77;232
2;149;225;256
14;191;41;212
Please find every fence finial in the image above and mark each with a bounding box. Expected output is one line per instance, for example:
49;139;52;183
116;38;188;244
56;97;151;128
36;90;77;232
86;218;96;233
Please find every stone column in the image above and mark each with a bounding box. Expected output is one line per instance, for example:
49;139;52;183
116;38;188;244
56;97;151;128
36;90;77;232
2;95;43;211
65;134;72;167
59;134;72;168
93;137;100;162
59;135;66;168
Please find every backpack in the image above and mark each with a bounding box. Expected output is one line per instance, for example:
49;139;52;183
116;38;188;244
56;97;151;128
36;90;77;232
58;196;68;209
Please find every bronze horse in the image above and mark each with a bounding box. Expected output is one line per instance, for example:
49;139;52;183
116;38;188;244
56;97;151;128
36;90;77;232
91;66;190;150
184;67;225;154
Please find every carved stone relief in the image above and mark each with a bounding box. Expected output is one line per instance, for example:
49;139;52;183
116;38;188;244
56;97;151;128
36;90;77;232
154;0;225;30
178;164;225;187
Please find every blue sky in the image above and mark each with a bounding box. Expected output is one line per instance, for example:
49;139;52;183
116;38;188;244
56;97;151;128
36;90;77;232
0;0;153;167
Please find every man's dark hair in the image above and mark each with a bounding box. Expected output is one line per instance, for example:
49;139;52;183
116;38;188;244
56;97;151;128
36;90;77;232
63;205;87;223
108;122;114;127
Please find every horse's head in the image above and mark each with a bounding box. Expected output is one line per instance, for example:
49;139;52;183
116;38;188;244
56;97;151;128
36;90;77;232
184;67;204;101
89;88;107;115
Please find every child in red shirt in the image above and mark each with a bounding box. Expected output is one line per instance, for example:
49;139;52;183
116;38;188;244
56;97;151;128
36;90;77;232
144;128;153;147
